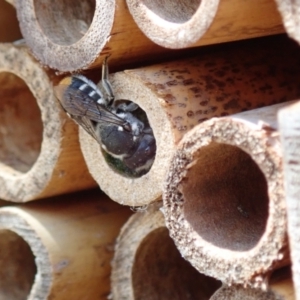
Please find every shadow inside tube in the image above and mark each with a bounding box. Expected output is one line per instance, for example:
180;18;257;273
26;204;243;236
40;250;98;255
180;143;269;252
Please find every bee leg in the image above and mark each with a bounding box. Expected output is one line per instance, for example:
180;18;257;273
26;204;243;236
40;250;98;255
116;101;139;112
101;56;115;106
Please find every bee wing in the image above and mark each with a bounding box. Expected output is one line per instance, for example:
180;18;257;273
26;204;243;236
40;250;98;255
54;83;128;128
71;115;102;144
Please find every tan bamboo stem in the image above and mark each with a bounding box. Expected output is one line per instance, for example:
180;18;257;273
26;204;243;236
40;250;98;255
0;44;96;202
163;101;294;287
279;101;300;300
79;36;300;206
0;189;132;300
0;0;21;42
14;0;172;72
111;203;221;299
274;1;300;45
126;0;284;49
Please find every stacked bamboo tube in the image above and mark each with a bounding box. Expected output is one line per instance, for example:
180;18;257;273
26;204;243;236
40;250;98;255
126;0;284;48
1;0;300;299
0;190;132;299
274;1;300;45
14;0;284;71
163;101;291;286
211;267;295;300
279;102;300;300
80;35;300;206
0;43;97;202
111;204;222;299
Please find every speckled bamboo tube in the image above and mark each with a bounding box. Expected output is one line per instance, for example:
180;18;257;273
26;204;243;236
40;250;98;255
163;101;294;287
0;44;96;202
79;36;300;206
0;190;132;300
13;0;171;72
126;0;284;49
279;101;300;300
111;203;221;299
0;0;21;42
211;268;295;300
274;1;300;45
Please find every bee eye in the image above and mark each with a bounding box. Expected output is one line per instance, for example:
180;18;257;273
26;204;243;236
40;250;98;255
145;147;150;154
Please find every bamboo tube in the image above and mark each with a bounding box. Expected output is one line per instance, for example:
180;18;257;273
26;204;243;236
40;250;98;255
211;267;295;300
163;101;294;287
274;1;300;45
0;0;21;42
79;36;300;206
111;203;222;299
13;0;171;72
126;0;284;49
0;189;132;300
278;101;300;300
211;271;295;300
0;43;96;202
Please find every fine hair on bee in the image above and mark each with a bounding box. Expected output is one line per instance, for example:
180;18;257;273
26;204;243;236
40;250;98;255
54;57;156;177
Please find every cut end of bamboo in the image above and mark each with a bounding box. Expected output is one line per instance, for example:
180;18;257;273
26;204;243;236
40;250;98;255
126;0;219;48
15;0;115;71
0;190;132;299
0;44;95;202
163;102;291;286
274;1;300;45
126;0;284;49
0;229;37;300
79;72;175;206
211;267;295;300
111;205;222;299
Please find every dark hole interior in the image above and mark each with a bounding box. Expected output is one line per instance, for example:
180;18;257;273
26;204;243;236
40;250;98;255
34;0;96;45
132;227;221;299
142;0;201;23
0;1;22;42
180;143;269;252
0;72;43;173
0;230;37;300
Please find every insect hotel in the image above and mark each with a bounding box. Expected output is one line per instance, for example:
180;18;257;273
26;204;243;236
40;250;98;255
0;0;299;299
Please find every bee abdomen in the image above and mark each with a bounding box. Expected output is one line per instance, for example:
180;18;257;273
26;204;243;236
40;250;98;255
71;76;105;104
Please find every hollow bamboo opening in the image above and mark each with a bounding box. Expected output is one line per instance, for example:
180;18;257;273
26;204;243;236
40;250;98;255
33;0;95;46
132;227;221;299
163;102;290;286
181;143;269;252
0;72;43;173
126;0;284;49
141;0;201;24
0;229;37;300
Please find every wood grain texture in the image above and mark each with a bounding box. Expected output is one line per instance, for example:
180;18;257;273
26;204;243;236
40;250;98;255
274;0;300;44
163;101;294;287
111;203;221;299
279;101;300;300
14;0;168;72
126;0;284;48
0;190;132;300
0;44;96;202
79;36;300;206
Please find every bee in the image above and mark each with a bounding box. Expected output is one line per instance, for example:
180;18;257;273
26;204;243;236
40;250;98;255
54;57;156;177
